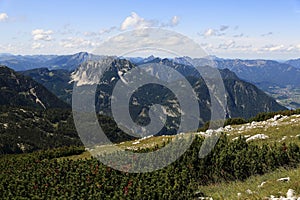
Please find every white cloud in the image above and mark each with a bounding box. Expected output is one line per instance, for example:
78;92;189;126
0;43;29;54
32;29;54;41
93;28;206;58
111;35;125;43
0;13;8;22
250;44;300;54
32;42;44;49
59;37;98;49
170;16;180;26
120;12;155;31
261;32;273;37
218;40;236;49
161;35;183;46
83;32;97;37
0;44;14;52
262;44;284;52
233;33;244;38
204;28;216;37
163;15;180;27
236;44;253;49
120;12;179;31
58;24;76;35
200;43;214;49
84;26;117;37
286;46;295;51
202;26;230;37
99;26;117;34
220;25;229;31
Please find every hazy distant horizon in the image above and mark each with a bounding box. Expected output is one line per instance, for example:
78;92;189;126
1;51;299;62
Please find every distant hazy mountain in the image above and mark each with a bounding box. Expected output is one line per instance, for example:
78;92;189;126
141;56;300;89
173;57;300;87
126;55;157;65
286;58;300;69
212;59;300;88
0;66;69;109
0;54;55;71
2;52;300;89
44;52;103;71
171;56;300;109
0;52;102;72
211;58;300;109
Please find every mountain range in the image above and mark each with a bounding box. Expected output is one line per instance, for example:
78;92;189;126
210;58;300;109
1;52;299;108
0;54;291;152
286;58;300;69
13;57;285;136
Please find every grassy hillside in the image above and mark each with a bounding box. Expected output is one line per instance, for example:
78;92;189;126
199;165;300;199
59;112;300;161
216;114;300;146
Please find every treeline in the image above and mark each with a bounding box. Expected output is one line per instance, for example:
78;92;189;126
1;135;300;199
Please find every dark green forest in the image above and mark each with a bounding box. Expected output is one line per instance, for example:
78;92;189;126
0;106;135;154
1;135;300;199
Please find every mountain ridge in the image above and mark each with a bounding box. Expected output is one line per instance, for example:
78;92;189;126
70;58;286;134
0;65;70;109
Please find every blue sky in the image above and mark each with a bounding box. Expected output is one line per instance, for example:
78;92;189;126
0;0;300;59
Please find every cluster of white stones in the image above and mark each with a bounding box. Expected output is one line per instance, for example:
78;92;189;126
196;114;300;142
